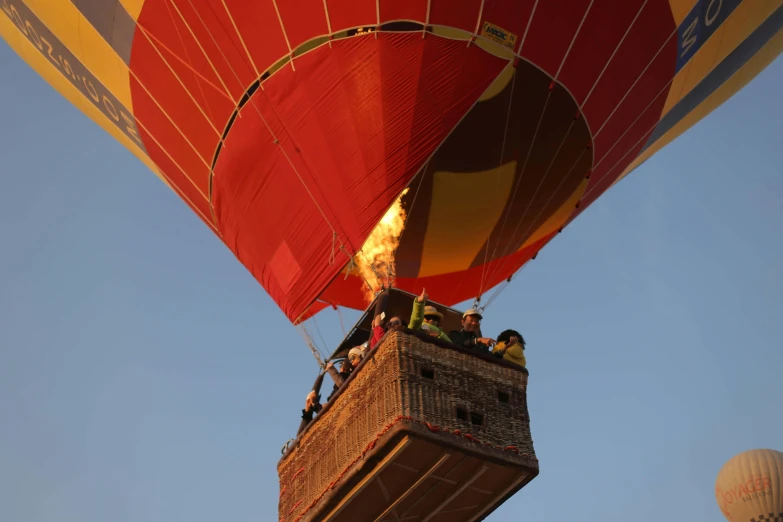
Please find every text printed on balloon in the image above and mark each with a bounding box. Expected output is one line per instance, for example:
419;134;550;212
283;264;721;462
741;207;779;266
677;0;742;72
717;475;773;516
1;0;146;153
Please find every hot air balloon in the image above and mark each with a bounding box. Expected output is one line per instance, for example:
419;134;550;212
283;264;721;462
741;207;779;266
2;0;782;520
716;449;783;522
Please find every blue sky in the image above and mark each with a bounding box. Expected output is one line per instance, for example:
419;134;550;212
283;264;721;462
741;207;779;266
0;39;781;522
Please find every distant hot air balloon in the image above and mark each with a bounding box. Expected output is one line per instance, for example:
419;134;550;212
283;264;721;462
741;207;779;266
716;449;783;522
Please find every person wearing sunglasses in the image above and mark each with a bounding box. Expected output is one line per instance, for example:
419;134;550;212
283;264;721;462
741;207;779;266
408;288;452;343
368;288;409;348
386;317;404;328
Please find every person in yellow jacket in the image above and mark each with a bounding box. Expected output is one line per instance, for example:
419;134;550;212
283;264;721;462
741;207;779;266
492;329;527;368
408;288;452;343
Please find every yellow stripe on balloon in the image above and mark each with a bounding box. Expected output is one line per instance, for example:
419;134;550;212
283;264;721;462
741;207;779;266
0;9;164;184
614;25;783;187
21;0;134;112
120;0;145;21
662;0;782;117
418;162;516;277
521;178;588;250
669;0;699;25
478;61;515;102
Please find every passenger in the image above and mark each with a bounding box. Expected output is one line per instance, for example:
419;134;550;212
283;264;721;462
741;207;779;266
326;346;364;400
408;288;451;342
370;312;405;346
387;315;404;329
325;359;350;390
368;289;392;348
297;390;322;435
449;309;496;353
492;329;527;367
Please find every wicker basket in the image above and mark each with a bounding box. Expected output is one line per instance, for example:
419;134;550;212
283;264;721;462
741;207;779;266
278;330;538;522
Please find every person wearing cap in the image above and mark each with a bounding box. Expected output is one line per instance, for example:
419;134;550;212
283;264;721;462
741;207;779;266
408;288;452;342
325;346;364;400
449;309;496;353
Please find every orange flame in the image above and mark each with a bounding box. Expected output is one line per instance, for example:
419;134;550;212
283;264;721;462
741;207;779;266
355;188;410;303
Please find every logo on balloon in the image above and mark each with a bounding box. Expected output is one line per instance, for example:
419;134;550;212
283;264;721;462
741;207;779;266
716;475;773;519
480;21;517;50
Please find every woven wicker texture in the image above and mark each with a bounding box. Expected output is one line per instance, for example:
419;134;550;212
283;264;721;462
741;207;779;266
278;331;536;521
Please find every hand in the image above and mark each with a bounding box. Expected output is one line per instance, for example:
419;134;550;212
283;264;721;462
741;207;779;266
478;337;496;347
417;288;428;303
325;361;334;370
373;315;383;327
509;336;518;345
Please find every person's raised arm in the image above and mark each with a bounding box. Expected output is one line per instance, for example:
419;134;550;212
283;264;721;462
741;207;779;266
369;289;391;348
325;361;345;387
408;288;427;330
373;288;390;321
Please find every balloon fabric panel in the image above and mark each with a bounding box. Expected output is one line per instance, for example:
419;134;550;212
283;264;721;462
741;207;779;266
208;34;507;321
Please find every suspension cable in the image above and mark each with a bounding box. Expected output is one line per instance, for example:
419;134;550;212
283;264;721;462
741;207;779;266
296;323;325;369
312;316;330;359
478;84;554;306
335;306;347;338
476;63;517;303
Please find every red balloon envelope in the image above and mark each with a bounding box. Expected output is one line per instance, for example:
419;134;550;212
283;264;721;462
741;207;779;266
2;0;782;322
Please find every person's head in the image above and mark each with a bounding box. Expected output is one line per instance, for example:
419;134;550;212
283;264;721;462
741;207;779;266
347;346;364;368
386;316;403;330
422;306;443;328
461;309;483;333
497;329;525;348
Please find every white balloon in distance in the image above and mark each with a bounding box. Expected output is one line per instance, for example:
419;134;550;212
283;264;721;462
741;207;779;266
715;449;783;522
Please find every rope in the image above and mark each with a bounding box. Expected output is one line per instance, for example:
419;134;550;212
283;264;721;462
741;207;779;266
335;306;347;338
342;250;355;280
329;231;337;265
477;73;551;302
477;63;517;302
296;323;325;368
159;1;218;128
483;118;577;288
482;141;588;292
406;161;428;222
312;317;330;360
481;261;531;312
